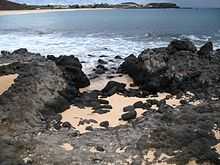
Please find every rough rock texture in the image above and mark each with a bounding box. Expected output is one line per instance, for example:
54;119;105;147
1;40;220;165
167;39;197;54
119;40;219;93
198;41;213;58
47;55;90;88
0;49;89;165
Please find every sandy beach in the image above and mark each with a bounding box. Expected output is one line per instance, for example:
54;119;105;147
0;8;113;16
0;74;18;95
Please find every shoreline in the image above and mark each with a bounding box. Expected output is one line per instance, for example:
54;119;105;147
0;8;114;16
0;40;220;164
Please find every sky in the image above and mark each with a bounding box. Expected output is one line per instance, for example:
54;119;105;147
12;0;220;8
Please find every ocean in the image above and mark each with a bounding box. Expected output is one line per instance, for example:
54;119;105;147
0;8;220;72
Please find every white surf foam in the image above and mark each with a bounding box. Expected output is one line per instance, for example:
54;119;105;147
0;33;160;72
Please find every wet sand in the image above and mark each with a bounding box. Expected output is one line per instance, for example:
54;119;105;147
0;8;113;16
0;74;18;95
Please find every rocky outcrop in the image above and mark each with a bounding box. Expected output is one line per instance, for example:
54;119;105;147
167;39;197;54
0;49;89;164
47;55;90;88
1;42;220;165
119;40;219;93
198;41;213;58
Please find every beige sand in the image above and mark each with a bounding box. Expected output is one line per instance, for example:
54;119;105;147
0;74;18;95
80;74;136;92
144;148;176;165
62;75;201;134
61;94;146;134
60;143;73;151
0;8;113;16
212;129;220;155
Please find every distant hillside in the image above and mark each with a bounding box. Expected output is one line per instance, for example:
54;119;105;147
0;0;31;10
144;3;180;8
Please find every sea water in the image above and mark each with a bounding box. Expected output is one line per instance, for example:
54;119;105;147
0;8;220;72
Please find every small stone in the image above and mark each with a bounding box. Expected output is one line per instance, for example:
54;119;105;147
121;111;137;121
98;99;109;105
146;99;160;106
180;99;188;105
96;146;105;152
100;121;109;128
99;55;108;58
133;101;145;109
93;109;110;114
115;55;123;59
98;59;108;65
123;105;135;112
86;126;93;131
62;122;72;129
93;104;112;110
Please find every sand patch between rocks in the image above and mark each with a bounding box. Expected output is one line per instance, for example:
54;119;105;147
61;94;146;133
0;74;18;95
62;75;201;134
80;74;135;92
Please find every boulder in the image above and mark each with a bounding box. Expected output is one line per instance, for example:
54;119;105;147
119;40;212;93
121;110;137;121
215;49;220;56
198;42;213;58
13;48;28;54
123;105;135;112
101;81;126;96
133;101;145;109
167;39;197;54
51;55;90;88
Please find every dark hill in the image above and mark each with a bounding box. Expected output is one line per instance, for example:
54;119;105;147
0;0;31;10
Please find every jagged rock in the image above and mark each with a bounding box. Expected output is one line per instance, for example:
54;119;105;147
167;39;197;54
52;55;90;88
119;39;217;93
13;48;28;54
198;42;213;58
47;55;56;61
101;81;126;96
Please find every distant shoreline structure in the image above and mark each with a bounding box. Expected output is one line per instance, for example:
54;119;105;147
0;0;181;10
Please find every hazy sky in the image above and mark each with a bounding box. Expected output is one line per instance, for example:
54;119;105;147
13;0;220;8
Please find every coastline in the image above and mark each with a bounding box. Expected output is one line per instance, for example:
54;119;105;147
0;8;114;16
0;40;220;164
